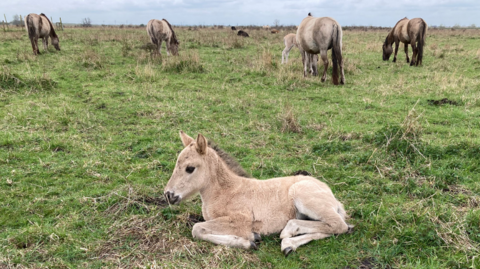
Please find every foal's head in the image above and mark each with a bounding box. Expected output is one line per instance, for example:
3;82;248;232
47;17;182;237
382;37;392;61
164;131;209;205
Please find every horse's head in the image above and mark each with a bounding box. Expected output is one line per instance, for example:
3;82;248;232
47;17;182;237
164;131;208;205
382;38;392;61
52;36;61;51
170;40;180;56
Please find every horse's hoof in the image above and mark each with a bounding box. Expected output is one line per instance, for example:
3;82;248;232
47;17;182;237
250;241;258;250
283;247;294;257
253;232;261;242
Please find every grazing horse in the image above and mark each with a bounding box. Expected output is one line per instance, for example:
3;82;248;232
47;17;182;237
237;30;249;37
296;15;345;85
164;131;352;256
24;13;60;55
281;33;318;70
146;19;180;56
382;17;428;66
231;26;237;31
271;29;279;34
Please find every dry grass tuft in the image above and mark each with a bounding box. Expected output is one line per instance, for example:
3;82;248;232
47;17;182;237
162;50;205;73
279;104;302;133
78;49;106;70
400;103;423;141
135;63;157;82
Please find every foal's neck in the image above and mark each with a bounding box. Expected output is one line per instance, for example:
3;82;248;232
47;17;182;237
201;152;244;195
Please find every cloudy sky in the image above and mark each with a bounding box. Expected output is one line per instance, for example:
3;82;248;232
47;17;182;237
2;0;479;27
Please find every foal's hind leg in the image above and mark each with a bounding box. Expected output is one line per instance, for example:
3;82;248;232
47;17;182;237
404;43;409;63
282;43;294;64
319;50;328;82
280;180;350;255
192;216;258;249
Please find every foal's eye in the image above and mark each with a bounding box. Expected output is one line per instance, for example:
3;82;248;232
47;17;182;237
186;166;195;174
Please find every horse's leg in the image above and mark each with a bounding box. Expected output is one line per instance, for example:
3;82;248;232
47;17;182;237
320;50;328;82
42;38;48;52
410;38;418;66
280;180;350;255
392;41;400;63
404;43;409;63
303;52;309;77
34;37;41;55
29;37;38;55
311;54;318;76
192;216;258;249
157;39;163;56
165;39;171;56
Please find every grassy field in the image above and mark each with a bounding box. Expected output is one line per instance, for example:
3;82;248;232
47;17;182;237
1;25;480;268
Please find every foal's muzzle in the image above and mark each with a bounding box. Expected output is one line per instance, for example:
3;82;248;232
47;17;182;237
164;191;181;205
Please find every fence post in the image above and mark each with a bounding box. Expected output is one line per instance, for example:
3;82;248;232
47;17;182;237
2;20;5;32
4;14;8;30
59;17;64;31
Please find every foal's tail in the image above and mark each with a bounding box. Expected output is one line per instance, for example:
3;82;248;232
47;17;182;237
417;19;427;66
331;23;342;85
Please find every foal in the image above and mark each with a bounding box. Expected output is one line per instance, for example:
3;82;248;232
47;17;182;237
165;131;352;256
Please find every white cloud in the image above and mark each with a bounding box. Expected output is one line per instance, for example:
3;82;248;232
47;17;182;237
2;0;479;26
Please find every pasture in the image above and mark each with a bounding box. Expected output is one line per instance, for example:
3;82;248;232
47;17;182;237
1;25;480;268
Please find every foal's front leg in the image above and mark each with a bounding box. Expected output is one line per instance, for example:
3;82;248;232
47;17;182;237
192;216;258;249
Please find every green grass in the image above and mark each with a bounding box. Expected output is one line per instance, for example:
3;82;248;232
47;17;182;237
1;26;480;268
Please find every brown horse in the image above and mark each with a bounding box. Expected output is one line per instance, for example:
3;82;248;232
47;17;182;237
24;13;60;55
164;131;352;256
146;19;179;56
382;17;428;66
296;15;345;85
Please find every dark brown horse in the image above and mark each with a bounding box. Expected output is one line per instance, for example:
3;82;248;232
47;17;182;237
24;13;60;55
237;30;249;37
382;18;428;66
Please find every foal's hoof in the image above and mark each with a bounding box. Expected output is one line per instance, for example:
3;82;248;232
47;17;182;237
250;241;258;250
283;247;294;257
253;232;261;242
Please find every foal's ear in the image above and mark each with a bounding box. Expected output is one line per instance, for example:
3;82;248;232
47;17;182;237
195;134;208;155
180;131;194;147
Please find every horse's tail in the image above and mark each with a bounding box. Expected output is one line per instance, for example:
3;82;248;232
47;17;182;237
147;21;158;45
25;14;36;40
331;23;342;85
417;19;427;66
40;13;57;38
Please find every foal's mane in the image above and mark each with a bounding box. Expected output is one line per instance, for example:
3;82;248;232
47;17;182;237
162;19;179;45
40;13;58;38
208;141;250;178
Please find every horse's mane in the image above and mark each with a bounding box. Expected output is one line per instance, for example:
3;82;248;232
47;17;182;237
40;13;57;37
385;17;408;46
208;141;250;178
162;19;179;45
